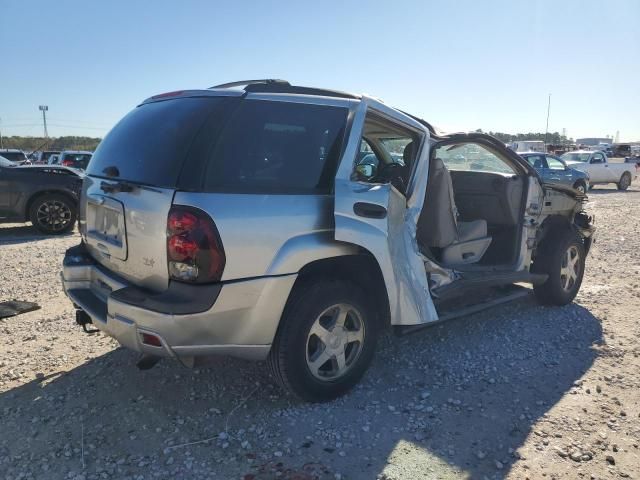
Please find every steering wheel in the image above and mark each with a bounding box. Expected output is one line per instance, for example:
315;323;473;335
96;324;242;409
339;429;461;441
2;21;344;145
373;163;407;193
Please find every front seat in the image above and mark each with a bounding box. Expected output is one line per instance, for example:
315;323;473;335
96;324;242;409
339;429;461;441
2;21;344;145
417;158;492;266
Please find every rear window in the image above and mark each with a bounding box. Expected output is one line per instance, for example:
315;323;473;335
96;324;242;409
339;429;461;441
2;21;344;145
1;151;27;162
87;97;224;186
200;100;348;193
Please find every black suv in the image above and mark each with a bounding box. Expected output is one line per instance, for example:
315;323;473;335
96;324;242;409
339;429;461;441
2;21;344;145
0;156;82;234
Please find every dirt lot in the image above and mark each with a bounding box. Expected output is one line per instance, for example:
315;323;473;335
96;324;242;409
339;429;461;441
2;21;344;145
1;183;639;480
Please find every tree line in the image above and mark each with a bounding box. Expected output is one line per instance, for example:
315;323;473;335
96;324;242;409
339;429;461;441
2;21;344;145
475;129;574;145
1;136;102;152
1;130;575;154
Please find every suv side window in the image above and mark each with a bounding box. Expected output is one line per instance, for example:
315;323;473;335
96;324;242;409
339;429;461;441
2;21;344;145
353;113;421;195
200;100;349;193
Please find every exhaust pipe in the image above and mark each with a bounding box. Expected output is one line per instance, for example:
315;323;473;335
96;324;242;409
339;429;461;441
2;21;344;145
137;355;161;370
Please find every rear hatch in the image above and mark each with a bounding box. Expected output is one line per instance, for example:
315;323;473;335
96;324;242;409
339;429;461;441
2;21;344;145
82;94;236;291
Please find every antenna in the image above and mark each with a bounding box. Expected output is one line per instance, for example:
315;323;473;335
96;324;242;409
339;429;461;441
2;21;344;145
544;94;551;148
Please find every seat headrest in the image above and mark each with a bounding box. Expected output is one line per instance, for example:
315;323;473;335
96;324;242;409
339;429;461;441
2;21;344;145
432;157;446;172
403;141;415;165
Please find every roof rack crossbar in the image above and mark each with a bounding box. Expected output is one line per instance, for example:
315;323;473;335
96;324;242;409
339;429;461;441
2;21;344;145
209;79;290;89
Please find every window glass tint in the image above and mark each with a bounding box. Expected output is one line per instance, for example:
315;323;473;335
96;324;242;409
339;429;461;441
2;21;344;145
437;143;516;174
546;156;565;170
87;97;223;186
202;100;348;193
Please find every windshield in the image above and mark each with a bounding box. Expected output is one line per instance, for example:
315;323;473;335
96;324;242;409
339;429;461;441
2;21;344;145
561;152;591;163
62;153;92;163
88;97;225;186
0;155;14;167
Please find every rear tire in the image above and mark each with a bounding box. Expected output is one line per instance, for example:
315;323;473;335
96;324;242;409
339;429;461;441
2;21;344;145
267;279;379;402
29;193;76;235
617;172;631;191
532;229;585;306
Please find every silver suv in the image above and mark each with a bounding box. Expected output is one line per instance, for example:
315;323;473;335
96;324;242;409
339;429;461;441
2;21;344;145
62;80;595;402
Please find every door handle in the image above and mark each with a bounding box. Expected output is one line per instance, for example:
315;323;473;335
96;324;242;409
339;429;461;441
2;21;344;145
353;202;387;219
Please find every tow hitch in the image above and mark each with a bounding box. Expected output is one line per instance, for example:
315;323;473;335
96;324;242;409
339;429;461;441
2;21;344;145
75;310;99;334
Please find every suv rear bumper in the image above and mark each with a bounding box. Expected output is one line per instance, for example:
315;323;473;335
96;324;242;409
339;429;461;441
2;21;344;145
62;244;296;362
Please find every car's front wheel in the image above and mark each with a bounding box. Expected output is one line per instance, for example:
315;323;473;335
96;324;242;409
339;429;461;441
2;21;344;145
532;229;586;306
29;193;77;235
573;180;587;194
268;280;379;402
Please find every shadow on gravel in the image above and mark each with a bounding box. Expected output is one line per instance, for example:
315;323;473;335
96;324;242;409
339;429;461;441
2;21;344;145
588;187;640;195
0;297;602;479
0;224;77;245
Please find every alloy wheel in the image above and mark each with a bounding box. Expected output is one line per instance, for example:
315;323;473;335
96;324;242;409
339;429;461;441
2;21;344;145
305;303;365;381
36;200;72;231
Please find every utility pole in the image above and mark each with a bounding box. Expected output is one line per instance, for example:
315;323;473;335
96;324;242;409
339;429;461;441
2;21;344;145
544;93;551;148
39;105;49;138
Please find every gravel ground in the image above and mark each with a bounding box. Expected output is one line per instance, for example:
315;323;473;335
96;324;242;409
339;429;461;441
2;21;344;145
1;183;639;480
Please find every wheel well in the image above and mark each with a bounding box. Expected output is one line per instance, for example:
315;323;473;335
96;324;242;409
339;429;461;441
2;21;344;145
292;253;390;328
25;190;76;221
573;179;586;187
535;215;580;258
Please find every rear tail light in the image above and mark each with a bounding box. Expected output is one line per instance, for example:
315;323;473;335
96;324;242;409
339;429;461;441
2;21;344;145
166;206;225;283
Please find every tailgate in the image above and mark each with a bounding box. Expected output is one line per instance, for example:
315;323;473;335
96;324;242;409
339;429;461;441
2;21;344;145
82;177;175;291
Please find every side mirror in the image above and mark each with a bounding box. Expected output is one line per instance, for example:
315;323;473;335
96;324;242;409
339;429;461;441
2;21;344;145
355;163;375;179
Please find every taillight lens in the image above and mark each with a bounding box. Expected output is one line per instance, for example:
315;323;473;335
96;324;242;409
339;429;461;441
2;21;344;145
166;206;225;283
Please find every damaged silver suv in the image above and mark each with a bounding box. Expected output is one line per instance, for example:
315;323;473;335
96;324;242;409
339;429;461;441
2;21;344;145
62;80;595;402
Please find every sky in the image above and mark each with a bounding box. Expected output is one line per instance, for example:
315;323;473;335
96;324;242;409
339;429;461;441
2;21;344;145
1;0;639;141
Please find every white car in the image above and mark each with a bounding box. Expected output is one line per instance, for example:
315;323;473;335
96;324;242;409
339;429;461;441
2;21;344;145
560;150;636;190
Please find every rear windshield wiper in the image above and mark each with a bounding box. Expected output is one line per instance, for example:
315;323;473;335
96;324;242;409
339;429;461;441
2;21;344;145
100;180;136;193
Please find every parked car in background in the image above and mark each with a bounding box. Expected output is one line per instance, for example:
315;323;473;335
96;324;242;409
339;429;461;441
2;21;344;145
35;150;61;164
0;155;82;233
520;152;590;193
62;80;595;402
0;149;30;165
560;150;636;190
48;150;92;170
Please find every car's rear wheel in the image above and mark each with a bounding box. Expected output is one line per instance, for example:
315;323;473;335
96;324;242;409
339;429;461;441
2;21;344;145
268;280;378;402
573;181;587;194
617;172;632;191
29;194;76;235
532;229;585;306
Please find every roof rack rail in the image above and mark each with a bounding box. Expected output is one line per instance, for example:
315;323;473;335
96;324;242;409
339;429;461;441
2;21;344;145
209;79;290;89
209;79;360;100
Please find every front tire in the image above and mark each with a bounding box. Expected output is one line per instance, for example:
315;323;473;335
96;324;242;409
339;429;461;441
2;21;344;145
532;230;586;306
617;172;632;191
573;181;587;194
268;280;379;402
29;194;76;234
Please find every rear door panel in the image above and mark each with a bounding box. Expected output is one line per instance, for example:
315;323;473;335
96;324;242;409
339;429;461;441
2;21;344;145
333;98;437;326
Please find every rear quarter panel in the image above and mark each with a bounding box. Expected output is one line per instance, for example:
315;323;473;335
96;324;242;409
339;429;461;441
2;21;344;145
173;192;358;281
